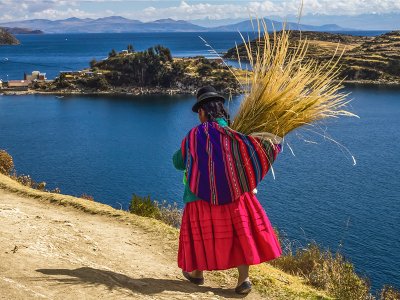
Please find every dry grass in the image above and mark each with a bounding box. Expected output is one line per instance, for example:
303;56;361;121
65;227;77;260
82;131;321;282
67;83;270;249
271;243;372;300
380;285;400;300
230;19;357;138
80;193;95;201
308;40;357;52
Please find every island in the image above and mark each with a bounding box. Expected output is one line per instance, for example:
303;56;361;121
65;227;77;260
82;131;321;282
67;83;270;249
0;28;20;45
2;27;44;34
224;30;400;85
25;45;244;96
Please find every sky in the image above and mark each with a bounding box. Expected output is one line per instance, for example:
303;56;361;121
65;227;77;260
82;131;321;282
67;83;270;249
0;0;400;24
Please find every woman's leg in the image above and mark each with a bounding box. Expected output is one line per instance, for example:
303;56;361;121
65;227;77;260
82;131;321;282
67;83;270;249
189;270;204;278
237;265;250;286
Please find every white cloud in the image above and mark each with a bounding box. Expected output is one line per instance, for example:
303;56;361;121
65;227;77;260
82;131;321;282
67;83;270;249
0;0;400;22
0;0;94;21
31;8;93;19
133;0;400;21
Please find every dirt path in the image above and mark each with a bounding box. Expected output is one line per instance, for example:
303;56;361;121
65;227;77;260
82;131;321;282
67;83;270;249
0;186;265;300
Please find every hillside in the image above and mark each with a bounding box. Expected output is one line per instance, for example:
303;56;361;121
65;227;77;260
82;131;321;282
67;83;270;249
211;19;349;32
342;31;400;82
0;172;330;299
224;30;400;84
0;28;20;45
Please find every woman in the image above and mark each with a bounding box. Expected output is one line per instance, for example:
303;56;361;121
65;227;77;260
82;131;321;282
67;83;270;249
173;86;282;295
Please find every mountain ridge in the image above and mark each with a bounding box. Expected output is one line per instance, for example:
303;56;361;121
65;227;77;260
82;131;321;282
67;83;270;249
0;16;352;33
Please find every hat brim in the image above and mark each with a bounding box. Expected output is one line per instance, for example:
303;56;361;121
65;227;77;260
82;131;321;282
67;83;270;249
192;92;225;112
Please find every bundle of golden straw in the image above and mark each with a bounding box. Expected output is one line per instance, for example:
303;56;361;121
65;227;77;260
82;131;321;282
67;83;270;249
230;20;357;138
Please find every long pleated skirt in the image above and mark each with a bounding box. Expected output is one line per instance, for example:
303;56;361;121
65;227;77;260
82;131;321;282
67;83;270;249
178;192;282;272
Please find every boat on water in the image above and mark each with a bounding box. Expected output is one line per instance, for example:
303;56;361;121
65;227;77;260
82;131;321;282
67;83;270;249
55;95;64;99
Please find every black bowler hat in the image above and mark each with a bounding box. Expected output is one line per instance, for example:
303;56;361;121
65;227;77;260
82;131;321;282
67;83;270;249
192;86;225;112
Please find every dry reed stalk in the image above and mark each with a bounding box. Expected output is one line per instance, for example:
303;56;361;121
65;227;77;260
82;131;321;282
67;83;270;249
230;19;358;138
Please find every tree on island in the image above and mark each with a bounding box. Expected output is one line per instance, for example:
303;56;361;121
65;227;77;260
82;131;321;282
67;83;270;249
90;58;97;69
109;49;117;57
127;44;134;53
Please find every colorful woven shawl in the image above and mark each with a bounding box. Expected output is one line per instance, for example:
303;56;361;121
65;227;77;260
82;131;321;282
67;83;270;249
181;121;281;205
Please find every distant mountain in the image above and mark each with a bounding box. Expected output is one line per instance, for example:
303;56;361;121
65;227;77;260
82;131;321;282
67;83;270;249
0;17;205;33
270;13;400;31
0;17;350;33
211;18;351;32
191;17;249;28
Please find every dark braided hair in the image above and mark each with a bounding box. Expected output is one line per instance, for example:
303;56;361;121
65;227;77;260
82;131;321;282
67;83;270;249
200;99;230;125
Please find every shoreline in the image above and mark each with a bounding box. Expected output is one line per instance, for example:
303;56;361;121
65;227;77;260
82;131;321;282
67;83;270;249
0;87;198;97
1;80;400;96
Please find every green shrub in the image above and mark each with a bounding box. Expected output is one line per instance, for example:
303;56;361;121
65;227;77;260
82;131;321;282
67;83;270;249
0;150;14;175
197;64;213;76
89;58;97;68
109;49;117;57
129;194;161;219
129;194;182;227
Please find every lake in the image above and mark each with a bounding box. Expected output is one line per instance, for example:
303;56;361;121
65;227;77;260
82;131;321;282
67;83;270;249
1;86;399;292
0;32;399;292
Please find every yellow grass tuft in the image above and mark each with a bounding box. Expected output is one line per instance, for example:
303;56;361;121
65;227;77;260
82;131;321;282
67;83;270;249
230;19;358;138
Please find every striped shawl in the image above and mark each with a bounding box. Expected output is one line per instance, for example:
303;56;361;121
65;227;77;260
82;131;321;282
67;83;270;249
181;121;281;205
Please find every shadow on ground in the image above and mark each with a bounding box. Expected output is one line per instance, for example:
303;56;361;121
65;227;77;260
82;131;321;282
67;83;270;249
36;267;246;298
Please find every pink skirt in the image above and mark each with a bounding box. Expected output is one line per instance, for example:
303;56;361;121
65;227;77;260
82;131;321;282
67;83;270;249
178;192;282;272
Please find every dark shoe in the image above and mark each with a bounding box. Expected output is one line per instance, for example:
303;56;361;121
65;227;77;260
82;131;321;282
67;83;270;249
182;271;204;285
235;280;252;295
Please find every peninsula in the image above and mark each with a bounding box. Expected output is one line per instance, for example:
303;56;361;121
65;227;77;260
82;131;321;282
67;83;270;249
0;28;20;45
224;30;400;85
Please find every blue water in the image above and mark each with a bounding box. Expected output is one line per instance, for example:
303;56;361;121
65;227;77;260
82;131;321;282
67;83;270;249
0;32;399;292
0;87;399;292
0;31;388;80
